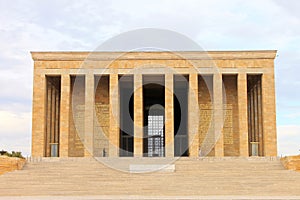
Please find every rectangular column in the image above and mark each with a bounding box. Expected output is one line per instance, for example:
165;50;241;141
257;80;264;156
49;85;56;156
165;73;174;157
84;73;94;157
262;72;277;156
45;81;52;157
54;86;60;152
213;73;224;157
109;74;119;157
32;73;46;157
134;73;143;157
59;74;70;157
188;73;199;157
250;87;255;151
237;73;249;157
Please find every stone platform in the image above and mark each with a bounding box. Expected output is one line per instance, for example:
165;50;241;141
0;157;300;199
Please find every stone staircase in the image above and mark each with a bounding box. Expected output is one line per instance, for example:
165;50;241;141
0;157;300;198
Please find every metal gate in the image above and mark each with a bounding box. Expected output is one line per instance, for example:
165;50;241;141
147;115;164;157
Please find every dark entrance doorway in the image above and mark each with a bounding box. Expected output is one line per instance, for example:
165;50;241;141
119;75;134;157
174;75;189;156
143;75;165;157
247;75;263;156
45;76;61;157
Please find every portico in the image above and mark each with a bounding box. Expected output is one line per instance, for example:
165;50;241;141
31;51;277;158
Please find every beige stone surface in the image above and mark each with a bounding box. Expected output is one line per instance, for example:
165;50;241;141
1;157;300;197
60;74;70;157
31;51;277;62
213;73;224;157
84;73;94;157
165;73;174;157
262;72;277;156
109;74;119;157
237;73;249;156
198;75;214;156
0;156;25;175
94;76;110;157
133;73;143;157
31;51;277;158
69;76;85;157
223;75;239;156
188;73;199;157
281;155;300;172
31;73;46;157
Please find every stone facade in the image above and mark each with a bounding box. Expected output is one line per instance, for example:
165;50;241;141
31;51;277;157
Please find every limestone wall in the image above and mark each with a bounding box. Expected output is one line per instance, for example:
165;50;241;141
198;75;239;156
69;76;85;157
94;76;110;157
198;75;214;156
223;75;239;156
281;155;300;172
0;156;26;175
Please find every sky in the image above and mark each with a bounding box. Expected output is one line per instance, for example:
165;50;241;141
0;0;299;157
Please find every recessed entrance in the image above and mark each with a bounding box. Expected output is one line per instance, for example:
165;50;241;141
45;76;61;157
143;75;165;157
174;75;189;156
247;75;263;156
119;75;134;157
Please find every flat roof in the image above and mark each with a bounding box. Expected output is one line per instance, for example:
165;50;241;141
31;50;277;61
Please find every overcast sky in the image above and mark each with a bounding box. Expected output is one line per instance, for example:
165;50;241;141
0;0;299;157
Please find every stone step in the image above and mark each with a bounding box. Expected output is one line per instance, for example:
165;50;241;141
1;158;300;197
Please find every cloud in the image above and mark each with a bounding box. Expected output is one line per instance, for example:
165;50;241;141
0;111;31;135
277;125;300;156
0;111;31;156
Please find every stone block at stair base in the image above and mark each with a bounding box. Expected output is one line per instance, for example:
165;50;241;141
0;156;26;175
129;164;175;173
281;155;300;172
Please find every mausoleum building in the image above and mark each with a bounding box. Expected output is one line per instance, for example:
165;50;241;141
31;51;277;158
